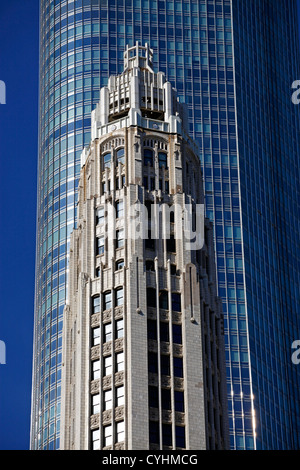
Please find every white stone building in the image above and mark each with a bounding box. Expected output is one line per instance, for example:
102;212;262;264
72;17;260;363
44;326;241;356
60;43;229;451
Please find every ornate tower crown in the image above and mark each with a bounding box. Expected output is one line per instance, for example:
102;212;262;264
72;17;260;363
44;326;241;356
123;41;154;73
85;44;191;168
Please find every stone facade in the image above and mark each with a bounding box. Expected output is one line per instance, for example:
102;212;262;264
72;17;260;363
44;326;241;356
60;43;229;451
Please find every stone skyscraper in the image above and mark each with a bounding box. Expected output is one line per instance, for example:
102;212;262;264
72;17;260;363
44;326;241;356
60;43;229;450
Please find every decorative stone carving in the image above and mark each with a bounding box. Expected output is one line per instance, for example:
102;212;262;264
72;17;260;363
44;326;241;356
161;376;171;388
91;345;100;361
102;375;112;389
102;409;112;424
114;338;123;352
115;405;124;421
90;414;99;429
91;313;100;328
149;408;158;420
160;342;169;354
115;371;124;385
103;445;112;451
172;312;182;323
160;311;169;321
174;377;184;390
115;442;125;450
90;379;100;394
173;344;183;356
103;342;112;356
114;306;123;318
162;410;172;422
175;412;185;425
103;309;112;323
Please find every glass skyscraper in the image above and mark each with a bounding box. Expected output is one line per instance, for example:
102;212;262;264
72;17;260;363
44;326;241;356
31;0;300;450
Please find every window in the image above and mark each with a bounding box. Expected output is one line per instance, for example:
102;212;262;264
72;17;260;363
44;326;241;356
149;386;159;408
144;148;153;166
146;259;155;271
97;236;105;255
148;352;158;373
96;267;101;278
172;324;182;344
162;424;172;446
145;230;155;250
116;175;125;190
103;424;112;447
102;180;110;193
115;259;124;270
103;291;112;310
115;287;124;306
92;360;100;380
158;152;168;169
174;357;183;378
170;264;177;275
116;148;125;165
104;323;112;343
159;291;168;310
160;322;169;342
174;391;184;412
149;421;159;444
172;293;181;312
161;388;171;410
116;421;125;443
96;206;104;225
167;234;176;252
116;229;124;248
92;393;100;414
104;356;112;376
103;152;111;169
92;295;100;314
116;352;124;372
116;319;124;339
116;386;125;407
104;389;112;410
161;355;170;376
147;319;157;340
176;426;185;448
116;200;124;218
92;327;100;346
92;429;100;450
147;287;156;308
143;176;149;190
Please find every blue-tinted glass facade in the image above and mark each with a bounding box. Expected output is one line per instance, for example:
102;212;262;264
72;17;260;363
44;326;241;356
232;0;300;449
31;0;300;450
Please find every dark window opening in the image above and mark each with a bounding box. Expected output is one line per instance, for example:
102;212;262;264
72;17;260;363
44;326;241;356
161;354;170;376
147;287;156;308
160;322;169;342
149;386;159;408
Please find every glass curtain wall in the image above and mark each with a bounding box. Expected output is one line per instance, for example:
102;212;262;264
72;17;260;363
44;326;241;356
232;0;300;450
32;0;300;450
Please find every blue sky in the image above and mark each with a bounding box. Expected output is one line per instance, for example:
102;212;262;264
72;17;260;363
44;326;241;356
0;0;39;450
0;0;299;451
